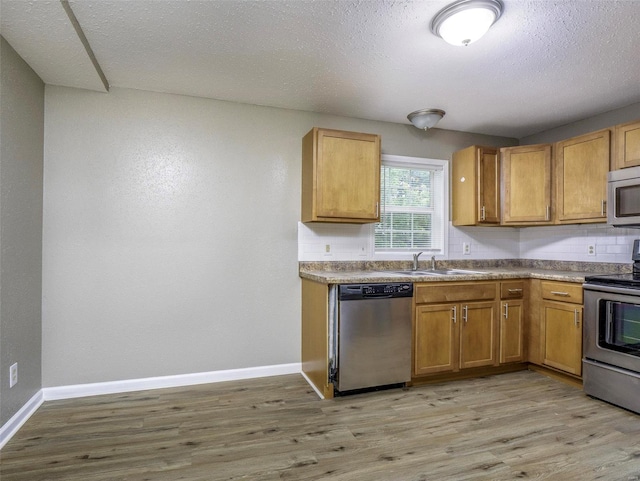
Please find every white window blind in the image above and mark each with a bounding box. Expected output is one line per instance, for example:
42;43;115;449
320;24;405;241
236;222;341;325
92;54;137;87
375;155;447;253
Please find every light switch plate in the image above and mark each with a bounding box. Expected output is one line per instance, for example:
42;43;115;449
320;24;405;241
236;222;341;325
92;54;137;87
9;363;17;388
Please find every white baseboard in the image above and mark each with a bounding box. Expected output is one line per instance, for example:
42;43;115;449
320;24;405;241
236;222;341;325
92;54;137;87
1;363;301;450
0;390;44;450
42;362;301;401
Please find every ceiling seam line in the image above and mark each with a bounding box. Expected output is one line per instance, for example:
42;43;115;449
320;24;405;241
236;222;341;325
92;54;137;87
60;0;110;92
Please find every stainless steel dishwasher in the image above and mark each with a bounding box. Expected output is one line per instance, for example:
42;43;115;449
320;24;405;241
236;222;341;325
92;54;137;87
332;283;413;393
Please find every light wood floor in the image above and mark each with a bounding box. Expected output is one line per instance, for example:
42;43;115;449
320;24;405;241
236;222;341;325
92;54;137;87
2;370;640;480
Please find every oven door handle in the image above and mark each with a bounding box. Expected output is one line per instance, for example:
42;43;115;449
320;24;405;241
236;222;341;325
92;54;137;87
606;302;615;343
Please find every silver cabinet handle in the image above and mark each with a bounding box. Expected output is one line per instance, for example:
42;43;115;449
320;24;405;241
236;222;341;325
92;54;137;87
546;205;550;221
451;306;457;324
507;288;523;294
574;309;580;327
481;205;486;221
601;200;606;217
504;303;509;319
463;305;468;324
550;291;570;297
375;202;379;217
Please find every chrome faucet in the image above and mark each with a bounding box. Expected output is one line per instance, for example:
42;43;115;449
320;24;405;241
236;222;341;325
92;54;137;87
412;251;423;271
431;255;436;271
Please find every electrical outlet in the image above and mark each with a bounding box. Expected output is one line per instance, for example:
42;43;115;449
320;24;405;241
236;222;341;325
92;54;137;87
325;244;331;253
463;242;471;255
587;244;596;256
9;362;17;388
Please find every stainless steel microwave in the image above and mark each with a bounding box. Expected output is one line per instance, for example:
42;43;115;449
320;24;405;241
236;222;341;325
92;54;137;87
608;166;640;227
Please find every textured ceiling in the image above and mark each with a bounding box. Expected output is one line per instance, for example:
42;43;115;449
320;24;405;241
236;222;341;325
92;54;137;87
2;0;639;138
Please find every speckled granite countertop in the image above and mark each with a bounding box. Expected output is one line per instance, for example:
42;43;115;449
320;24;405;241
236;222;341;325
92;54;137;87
299;260;632;285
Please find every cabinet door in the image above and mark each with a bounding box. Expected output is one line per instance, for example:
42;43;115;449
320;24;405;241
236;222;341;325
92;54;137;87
478;147;500;223
615;120;640;169
556;129;610;223
452;146;499;226
316;129;380;221
459;301;498;369
543;302;582;376
501;144;553;225
414;304;459;375
452;146;477;226
500;300;524;363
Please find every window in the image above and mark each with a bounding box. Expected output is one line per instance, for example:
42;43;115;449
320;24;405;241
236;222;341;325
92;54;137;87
375;154;448;254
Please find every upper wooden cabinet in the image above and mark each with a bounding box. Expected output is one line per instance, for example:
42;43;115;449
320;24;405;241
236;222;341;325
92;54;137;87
614;119;640;169
555;129;610;224
501;144;553;225
452;145;500;226
301;128;381;223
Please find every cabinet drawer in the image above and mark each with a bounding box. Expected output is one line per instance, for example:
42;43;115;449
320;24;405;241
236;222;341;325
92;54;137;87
501;281;524;299
415;282;497;304
541;281;583;304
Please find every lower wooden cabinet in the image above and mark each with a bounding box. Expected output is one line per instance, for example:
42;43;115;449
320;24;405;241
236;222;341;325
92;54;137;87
499;281;525;364
301;276;585;397
414;300;498;375
460;301;498;369
413;282;499;377
500;299;524;363
542;301;583;376
414;304;458;375
538;280;584;377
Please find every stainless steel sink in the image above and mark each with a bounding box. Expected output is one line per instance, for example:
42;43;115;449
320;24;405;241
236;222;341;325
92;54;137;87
392;269;485;276
435;269;486;275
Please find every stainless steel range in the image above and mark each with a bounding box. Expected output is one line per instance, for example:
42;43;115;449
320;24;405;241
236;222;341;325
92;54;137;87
583;240;640;414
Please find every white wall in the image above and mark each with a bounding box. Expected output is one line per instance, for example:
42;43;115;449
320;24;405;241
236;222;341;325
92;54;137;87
42;86;515;387
42;87;305;387
0;37;44;425
521;102;640;145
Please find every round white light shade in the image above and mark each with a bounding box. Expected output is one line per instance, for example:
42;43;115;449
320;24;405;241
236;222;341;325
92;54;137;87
431;0;503;47
407;109;446;130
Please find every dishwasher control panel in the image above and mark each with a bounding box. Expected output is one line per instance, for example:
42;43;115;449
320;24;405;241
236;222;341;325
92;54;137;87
339;283;413;300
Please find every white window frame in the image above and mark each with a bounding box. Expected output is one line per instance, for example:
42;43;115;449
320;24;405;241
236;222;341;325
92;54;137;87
373;154;449;259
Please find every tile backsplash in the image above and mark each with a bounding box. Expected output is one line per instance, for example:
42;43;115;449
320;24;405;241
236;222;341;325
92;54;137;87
298;221;640;264
519;224;638;263
298;222;373;261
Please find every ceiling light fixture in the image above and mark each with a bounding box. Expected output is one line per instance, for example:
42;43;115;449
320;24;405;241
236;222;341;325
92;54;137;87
430;0;503;47
407;108;446;130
